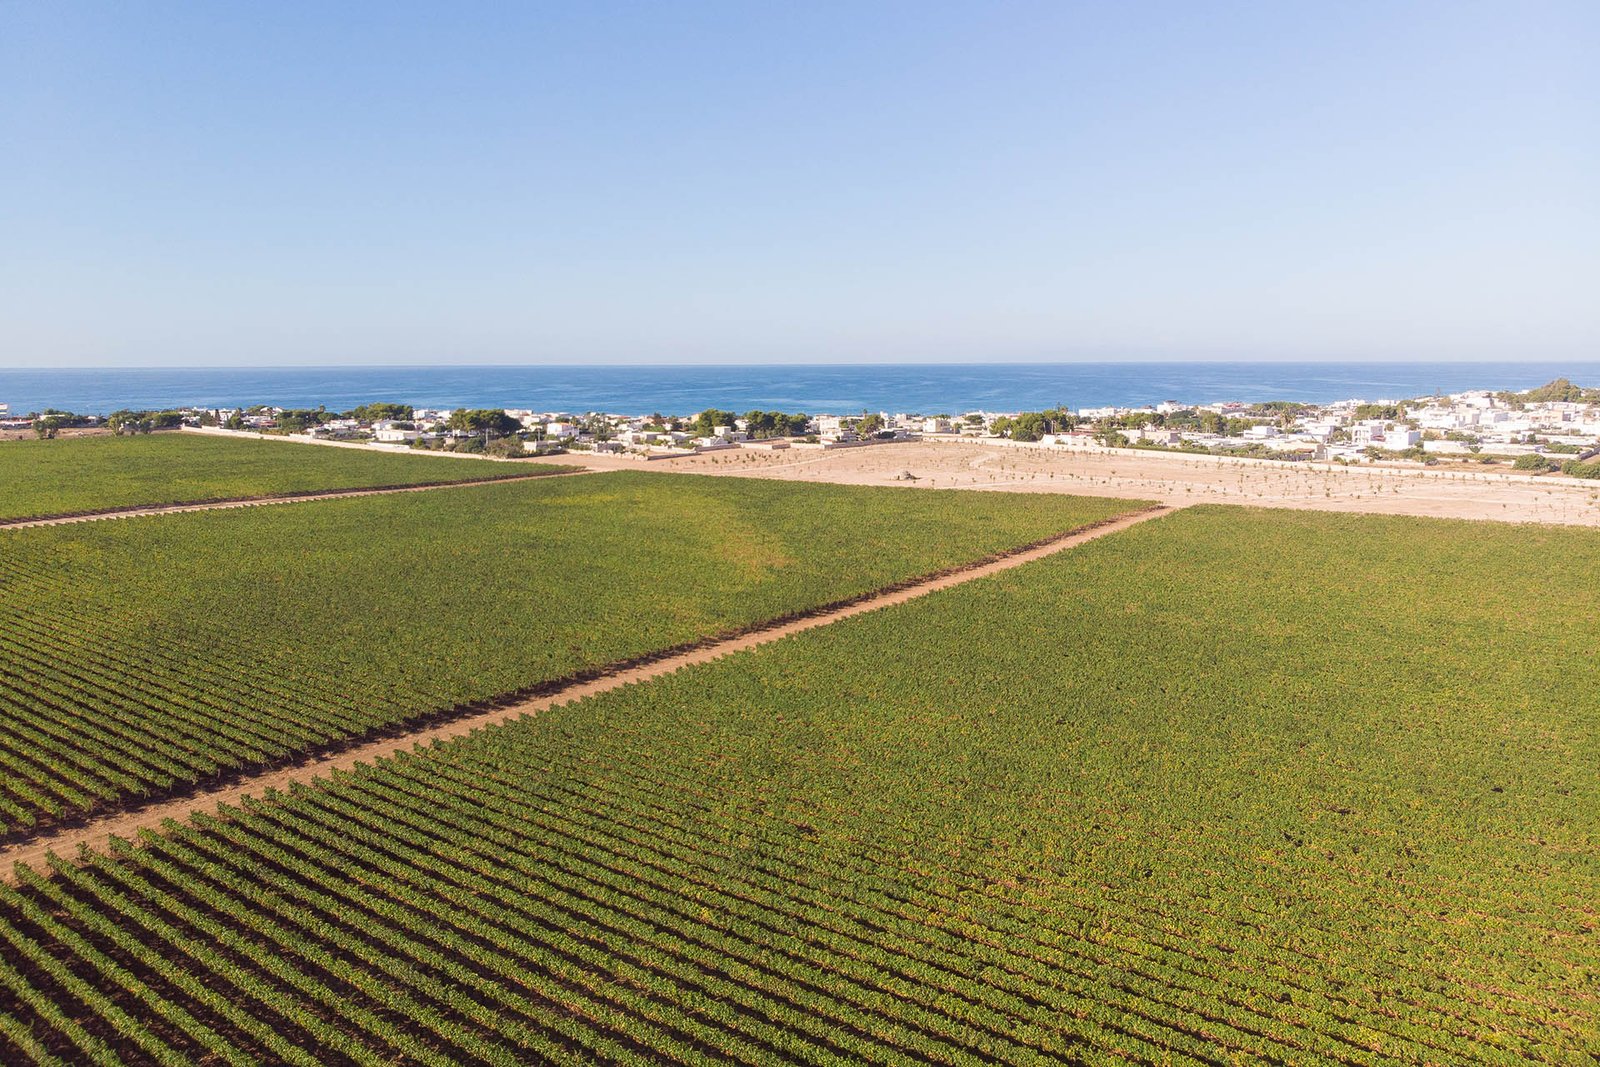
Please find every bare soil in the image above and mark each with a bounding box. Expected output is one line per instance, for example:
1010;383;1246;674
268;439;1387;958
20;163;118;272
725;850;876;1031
538;440;1600;527
0;427;111;441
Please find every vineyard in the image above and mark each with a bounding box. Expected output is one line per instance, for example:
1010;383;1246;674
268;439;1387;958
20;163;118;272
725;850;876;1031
0;433;557;522
0;472;1135;837
1;504;1595;1062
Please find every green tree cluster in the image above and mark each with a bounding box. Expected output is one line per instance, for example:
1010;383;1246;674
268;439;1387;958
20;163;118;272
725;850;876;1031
1352;403;1405;421
691;409;739;436
30;409;97;438
106;410;185;435
448;409;521;438
1497;378;1600;408
990;408;1078;441
274;407;330;433
348;402;415;422
741;411;810;438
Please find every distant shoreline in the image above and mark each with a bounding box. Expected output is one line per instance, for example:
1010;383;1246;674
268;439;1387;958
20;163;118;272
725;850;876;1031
3;360;1597;417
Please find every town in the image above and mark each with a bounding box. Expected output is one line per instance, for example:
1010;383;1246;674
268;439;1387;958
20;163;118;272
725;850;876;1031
7;378;1600;476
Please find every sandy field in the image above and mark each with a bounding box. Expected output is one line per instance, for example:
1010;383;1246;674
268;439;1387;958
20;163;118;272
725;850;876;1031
0;427;110;442
540;439;1600;527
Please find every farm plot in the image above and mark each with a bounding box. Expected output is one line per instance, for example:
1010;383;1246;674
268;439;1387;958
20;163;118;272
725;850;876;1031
1;504;1596;1063
0;433;558;522
0;472;1135;836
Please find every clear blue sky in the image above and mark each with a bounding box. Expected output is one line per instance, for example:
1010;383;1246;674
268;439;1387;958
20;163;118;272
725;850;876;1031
2;1;1595;367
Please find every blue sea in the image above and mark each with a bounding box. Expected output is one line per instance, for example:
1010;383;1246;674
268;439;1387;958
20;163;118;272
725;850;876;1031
1;362;1595;417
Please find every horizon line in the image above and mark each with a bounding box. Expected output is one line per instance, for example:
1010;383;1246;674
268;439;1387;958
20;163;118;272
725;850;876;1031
4;358;1599;373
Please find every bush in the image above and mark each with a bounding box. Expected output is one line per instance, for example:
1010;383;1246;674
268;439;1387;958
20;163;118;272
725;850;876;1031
1561;460;1600;479
1512;454;1550;472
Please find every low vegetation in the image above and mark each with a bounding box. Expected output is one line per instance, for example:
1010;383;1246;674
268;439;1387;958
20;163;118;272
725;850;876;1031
0;434;557;522
1497;377;1600;407
1;504;1594;1062
0;473;1134;834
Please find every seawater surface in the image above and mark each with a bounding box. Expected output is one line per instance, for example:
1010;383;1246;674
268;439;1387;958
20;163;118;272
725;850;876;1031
1;362;1595;416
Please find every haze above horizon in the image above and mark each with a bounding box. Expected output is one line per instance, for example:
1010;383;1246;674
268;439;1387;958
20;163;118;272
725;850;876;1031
3;2;1596;369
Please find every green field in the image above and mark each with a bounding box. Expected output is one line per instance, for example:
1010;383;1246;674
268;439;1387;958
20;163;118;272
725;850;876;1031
0;433;558;521
2;504;1594;1063
0;473;1135;835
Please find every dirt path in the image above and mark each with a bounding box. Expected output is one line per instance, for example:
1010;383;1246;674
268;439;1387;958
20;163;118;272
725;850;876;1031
0;469;597;530
0;504;1173;881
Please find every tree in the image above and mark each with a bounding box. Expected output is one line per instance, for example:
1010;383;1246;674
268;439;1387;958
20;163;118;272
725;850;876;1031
33;417;60;439
1500;378;1600;406
691;409;738;437
350;402;414;422
856;413;884;435
275;408;327;433
448;409;520;439
487;436;526;458
740;410;807;439
1008;413;1046;441
1353;403;1404;421
107;409;186;434
108;413;152;435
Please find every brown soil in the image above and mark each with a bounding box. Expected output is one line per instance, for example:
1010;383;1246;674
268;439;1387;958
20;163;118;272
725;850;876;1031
0;427;111;441
0;505;1172;882
533;440;1600;527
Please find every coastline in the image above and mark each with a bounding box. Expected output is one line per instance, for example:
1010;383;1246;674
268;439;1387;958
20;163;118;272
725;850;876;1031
6;360;1600;416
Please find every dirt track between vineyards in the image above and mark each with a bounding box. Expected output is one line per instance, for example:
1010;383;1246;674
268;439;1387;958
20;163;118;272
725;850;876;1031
0;505;1172;881
0;469;593;530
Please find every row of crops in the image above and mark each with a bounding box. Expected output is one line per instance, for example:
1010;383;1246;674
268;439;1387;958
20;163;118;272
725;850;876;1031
0;433;559;522
1;504;1594;1062
0;472;1135;836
